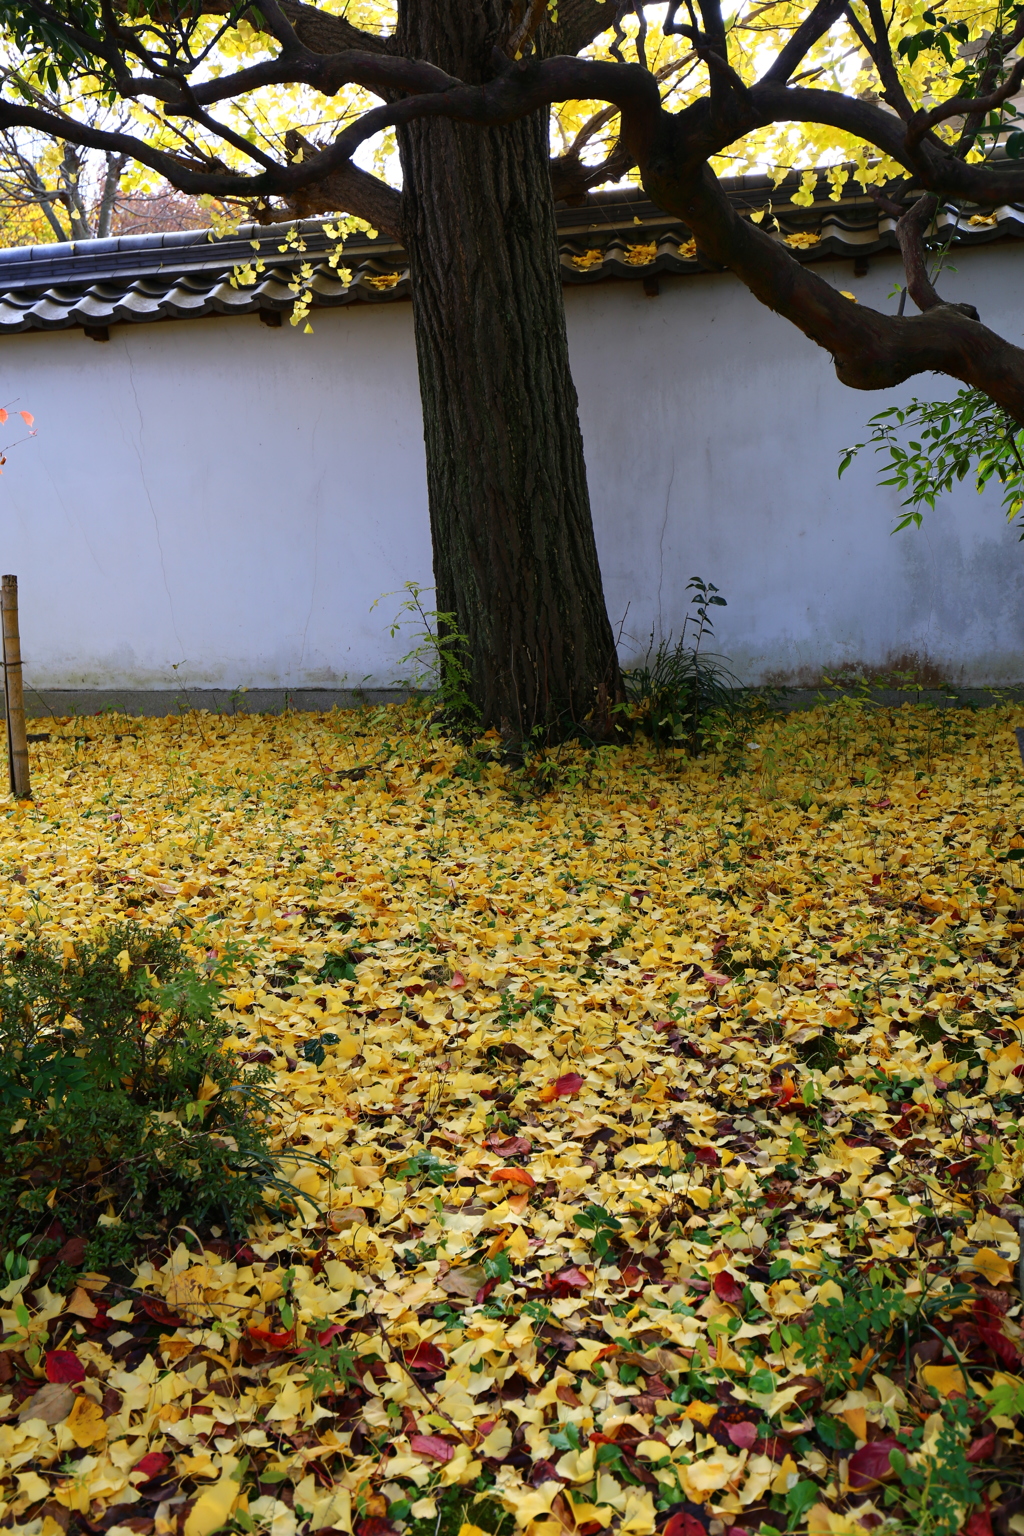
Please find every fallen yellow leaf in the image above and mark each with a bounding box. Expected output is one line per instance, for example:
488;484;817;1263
66;1394;106;1448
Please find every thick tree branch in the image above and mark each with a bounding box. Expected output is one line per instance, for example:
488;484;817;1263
280;134;402;235
191;0;392;55
550;0;622;57
907;58;1024;150
0;53;660;202
840;0;914;120
749;80;1024;202
128;49;458;109
641;153;1024;424
761;0;847;85
550;135;635;201
508;0;548;59
892;192;959;314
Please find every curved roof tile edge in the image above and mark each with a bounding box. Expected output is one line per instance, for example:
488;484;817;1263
0;186;1018;335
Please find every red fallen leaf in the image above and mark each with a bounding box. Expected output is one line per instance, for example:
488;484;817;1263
474;1277;498;1305
726;1421;757;1449
695;1145;719;1167
753;1437;786;1462
409;1434;455;1463
1014;1064;1024;1079
404;1342;446;1374
703;972;730;989
973;1323;1022;1368
848;1437;901;1489
357;1520;397;1536
871;873;883;886
549;1072;584;1099
489;1167;536;1189
962;1499;994;1536
247;1325;296;1351
138;1295;187;1329
450;971;467;989
544;1266;590;1293
653;1020;676;1033
133;1452;172;1479
55;1236;86;1267
713;1271;744;1305
765;1187;793;1208
316;1323;346;1348
892;1104;925;1139
966;1433;997;1463
487;1133;532;1156
45;1350;85;1384
663;1513;709;1536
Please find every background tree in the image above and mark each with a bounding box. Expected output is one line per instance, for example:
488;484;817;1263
2;0;1023;735
0;68;219;241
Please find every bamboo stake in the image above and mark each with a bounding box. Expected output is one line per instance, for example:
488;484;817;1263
2;575;30;799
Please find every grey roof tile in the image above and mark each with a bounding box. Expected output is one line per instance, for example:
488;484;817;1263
0;175;1018;335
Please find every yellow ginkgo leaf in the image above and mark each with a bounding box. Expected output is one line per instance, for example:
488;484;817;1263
183;1472;240;1536
66;1395;106;1448
921;1363;967;1398
962;1247;1013;1286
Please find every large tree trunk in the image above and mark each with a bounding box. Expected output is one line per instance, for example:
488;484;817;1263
395;0;622;739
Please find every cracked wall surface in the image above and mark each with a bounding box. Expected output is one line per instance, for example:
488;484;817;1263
1;241;1022;693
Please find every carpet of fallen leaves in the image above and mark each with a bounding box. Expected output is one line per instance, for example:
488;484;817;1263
5;701;1024;1536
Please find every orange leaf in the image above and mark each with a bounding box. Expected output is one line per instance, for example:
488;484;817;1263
0;408;8;424
489;1167;536;1189
18;410;33;426
774;1073;796;1107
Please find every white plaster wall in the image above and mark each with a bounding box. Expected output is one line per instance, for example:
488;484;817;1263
570;244;1024;685
0;240;1021;692
0;303;433;691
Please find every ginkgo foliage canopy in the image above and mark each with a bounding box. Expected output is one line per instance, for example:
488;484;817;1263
3;0;1023;734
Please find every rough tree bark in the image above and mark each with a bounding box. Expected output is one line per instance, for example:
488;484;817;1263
394;0;622;739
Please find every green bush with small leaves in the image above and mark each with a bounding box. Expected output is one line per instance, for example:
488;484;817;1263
0;922;282;1272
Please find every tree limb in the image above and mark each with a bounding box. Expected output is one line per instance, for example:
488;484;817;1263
191;0;393;55
507;0;548;59
761;0;847;85
550;135;635;201
641;153;1024;424
906;58;1024;150
550;0;622;57
281;132;402;235
891;192;968;316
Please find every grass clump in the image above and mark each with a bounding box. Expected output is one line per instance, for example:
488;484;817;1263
0;921;278;1275
620;576;776;765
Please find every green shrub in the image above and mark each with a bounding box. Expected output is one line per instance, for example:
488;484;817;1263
0;922;281;1271
622;632;740;750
